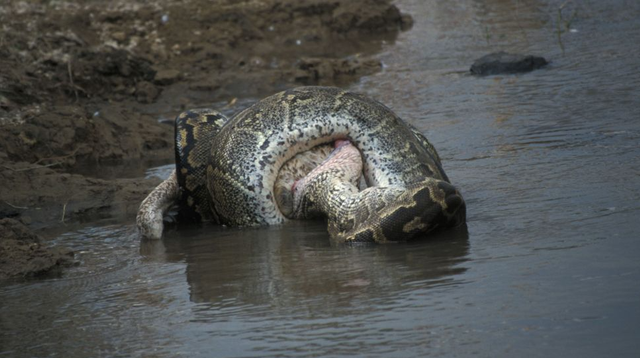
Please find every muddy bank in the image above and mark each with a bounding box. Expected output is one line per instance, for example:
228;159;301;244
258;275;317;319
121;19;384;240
1;161;163;226
0;218;74;279
0;0;411;278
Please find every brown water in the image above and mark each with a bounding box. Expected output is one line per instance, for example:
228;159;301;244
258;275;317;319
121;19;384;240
2;0;640;357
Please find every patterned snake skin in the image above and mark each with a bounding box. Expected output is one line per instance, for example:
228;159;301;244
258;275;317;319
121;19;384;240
137;86;466;242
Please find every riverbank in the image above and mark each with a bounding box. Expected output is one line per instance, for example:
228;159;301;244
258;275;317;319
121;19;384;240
0;0;411;279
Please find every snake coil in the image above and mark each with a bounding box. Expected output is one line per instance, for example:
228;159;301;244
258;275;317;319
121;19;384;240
137;86;465;242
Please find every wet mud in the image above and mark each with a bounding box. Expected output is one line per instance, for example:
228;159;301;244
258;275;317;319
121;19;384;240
0;218;74;279
0;0;411;278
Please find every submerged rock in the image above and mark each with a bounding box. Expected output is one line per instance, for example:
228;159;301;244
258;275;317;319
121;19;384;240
470;52;548;75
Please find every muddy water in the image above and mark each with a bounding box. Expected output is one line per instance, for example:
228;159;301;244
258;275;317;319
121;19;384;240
2;0;640;356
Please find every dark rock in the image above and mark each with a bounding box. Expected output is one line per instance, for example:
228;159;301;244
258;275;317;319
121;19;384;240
470;51;548;75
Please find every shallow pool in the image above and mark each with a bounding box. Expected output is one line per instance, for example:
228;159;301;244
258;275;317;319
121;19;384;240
2;0;639;356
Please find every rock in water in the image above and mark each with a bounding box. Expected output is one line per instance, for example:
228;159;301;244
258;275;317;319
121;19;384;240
470;51;548;75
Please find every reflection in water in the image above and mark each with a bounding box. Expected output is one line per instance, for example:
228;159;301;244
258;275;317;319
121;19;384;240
137;223;471;357
142;222;469;311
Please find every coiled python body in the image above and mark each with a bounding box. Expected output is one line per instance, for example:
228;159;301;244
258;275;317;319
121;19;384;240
138;86;465;242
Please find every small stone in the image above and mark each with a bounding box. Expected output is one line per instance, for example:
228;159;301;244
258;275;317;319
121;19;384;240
249;56;266;68
470;52;548;75
112;31;127;42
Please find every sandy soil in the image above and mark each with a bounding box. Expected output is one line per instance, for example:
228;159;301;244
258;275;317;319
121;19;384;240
0;0;411;278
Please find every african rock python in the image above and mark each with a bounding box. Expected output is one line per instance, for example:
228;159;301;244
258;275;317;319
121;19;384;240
137;86;466;242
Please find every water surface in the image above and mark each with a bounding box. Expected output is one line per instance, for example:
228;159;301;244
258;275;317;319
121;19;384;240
2;0;640;357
